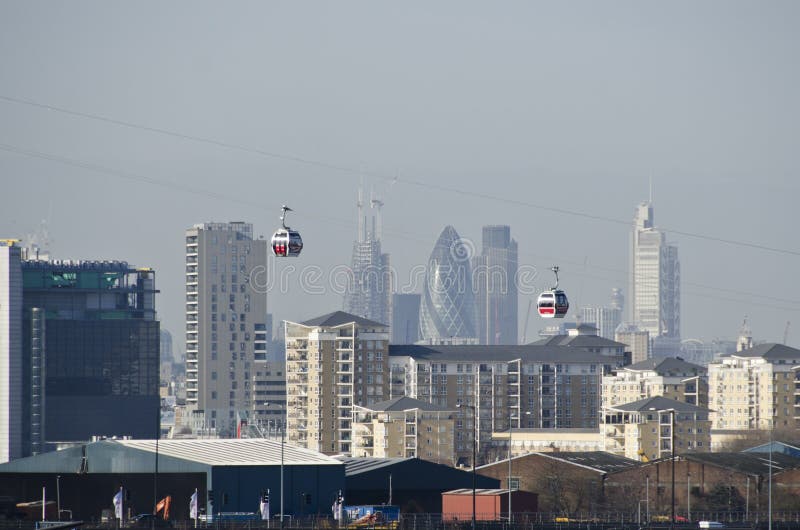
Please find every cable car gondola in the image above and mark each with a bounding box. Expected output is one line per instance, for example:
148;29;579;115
537;266;569;318
271;205;303;257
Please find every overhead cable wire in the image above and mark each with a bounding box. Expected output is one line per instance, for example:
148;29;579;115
1;141;799;313
1;93;798;257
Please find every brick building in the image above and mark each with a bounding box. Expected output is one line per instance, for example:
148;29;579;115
605;451;800;516
476;451;639;515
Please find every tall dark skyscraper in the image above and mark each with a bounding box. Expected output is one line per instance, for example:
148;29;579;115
391;293;420;344
343;189;392;327
474;225;518;344
0;247;161;461
419;226;477;341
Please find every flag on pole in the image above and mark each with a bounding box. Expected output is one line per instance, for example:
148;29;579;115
155;496;172;520
189;489;198;520
259;490;270;520
332;490;343;521
113;487;124;520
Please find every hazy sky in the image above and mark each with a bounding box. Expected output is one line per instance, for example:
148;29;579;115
1;1;798;349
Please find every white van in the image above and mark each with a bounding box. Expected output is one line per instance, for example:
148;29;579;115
698;522;725;529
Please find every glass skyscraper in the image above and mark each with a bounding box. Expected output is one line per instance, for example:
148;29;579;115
630;201;681;354
419;226;477;341
0;249;161;460
474;225;518;344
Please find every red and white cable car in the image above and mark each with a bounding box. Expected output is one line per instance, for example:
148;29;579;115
271;205;303;257
537;266;569;318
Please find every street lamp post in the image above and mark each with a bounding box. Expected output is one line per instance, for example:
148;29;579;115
768;419;773;530
281;416;285;530
671;410;675;530
752;416;773;530
508;410;531;524
268;403;286;530
650;407;675;528
458;403;477;530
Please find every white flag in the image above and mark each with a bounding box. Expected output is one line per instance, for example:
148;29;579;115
113;488;123;520
260;496;270;520
189;490;198;520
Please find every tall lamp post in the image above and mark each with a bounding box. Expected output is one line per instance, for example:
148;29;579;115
268;402;286;530
670;409;675;530
508;410;531;523
751;416;773;530
457;403;477;530
651;407;675;529
765;417;773;530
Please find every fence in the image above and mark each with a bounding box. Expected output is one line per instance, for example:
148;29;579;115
7;513;800;530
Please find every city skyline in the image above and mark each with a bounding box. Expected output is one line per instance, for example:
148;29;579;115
1;2;798;348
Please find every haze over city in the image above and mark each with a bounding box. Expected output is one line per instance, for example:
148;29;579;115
1;1;798;347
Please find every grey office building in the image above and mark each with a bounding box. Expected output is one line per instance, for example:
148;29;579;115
391;293;420;344
474;225;518;344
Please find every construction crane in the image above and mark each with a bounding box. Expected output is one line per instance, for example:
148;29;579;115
784;321;791;345
521;299;533;344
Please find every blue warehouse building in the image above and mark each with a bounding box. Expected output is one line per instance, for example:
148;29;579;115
0;438;344;521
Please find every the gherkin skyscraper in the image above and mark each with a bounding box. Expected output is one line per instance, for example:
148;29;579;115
419;226;477;341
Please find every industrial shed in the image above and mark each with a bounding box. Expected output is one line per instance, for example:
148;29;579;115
477;451;640;514
0;438;344;521
340;457;500;513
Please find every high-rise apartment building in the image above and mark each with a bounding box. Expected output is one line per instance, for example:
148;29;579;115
602;396;711;460
0;241;23;462
419;226;477;342
185;222;269;437
343;191;392;328
352;396;455;463
708;343;800;431
390;329;626;465
629;201;680;354
601;357;707;409
474;226;518;345
284;311;389;455
391;293;420;344
615;322;650;364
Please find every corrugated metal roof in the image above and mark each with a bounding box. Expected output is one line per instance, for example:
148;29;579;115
681;452;800;476
478;451;639;474
0;438;342;474
117;438;342;466
336;457;411;475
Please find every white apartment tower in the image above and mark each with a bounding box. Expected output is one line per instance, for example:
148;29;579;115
185;222;269;437
0;240;23;462
630;201;680;353
284;311;389;455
